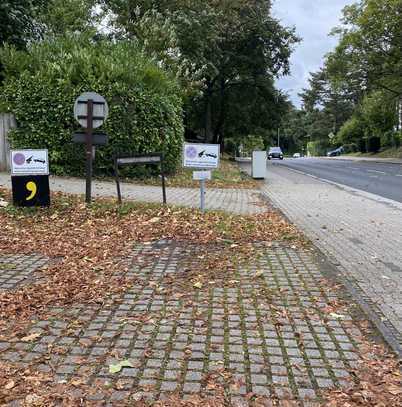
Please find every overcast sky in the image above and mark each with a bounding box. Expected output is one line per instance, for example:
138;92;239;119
272;0;354;107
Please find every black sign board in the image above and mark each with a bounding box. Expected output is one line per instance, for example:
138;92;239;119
11;175;50;207
72;132;108;146
114;153;166;205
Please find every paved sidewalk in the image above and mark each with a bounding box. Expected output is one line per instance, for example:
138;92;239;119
261;165;402;355
0;173;263;215
1;240;366;405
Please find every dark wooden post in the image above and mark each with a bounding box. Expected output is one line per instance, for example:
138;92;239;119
85;100;94;204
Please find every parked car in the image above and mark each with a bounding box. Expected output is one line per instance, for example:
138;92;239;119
293;153;301;158
327;146;344;157
268;147;284;160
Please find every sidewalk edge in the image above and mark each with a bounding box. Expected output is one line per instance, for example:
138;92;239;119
262;188;402;360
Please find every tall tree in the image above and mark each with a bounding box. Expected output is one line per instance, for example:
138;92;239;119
102;0;299;147
0;1;48;49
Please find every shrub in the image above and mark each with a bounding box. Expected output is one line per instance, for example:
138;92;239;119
337;115;365;145
367;136;381;153
393;131;401;148
385;130;401;149
0;36;184;176
343;143;358;153
307;139;331;156
224;138;238;157
239;135;265;156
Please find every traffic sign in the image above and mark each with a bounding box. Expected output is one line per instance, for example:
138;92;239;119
74;92;108;129
11;149;49;176
183;143;220;169
73;92;108;203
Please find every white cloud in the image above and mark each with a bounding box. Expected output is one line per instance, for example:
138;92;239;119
272;0;355;107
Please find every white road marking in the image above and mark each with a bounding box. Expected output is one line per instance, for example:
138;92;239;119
367;170;387;175
395;174;402;177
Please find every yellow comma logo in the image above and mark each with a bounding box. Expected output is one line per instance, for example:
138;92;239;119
26;181;37;201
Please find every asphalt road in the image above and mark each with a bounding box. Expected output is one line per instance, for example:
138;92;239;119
271;157;402;203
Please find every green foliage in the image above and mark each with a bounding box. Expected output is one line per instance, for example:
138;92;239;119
103;0;300;146
337;115;366;145
342;143;358;153
241;135;265;156
307;140;331;157
39;0;99;36
0;36;184;176
298;0;402;155
367;136;381;153
0;1;48;49
360;91;397;136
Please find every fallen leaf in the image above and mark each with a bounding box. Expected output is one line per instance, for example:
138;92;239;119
21;332;41;342
329;312;346;319
193;281;203;289
5;380;15;389
109;359;133;374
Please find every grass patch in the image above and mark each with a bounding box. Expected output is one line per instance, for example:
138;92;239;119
345;147;402;159
111;159;260;189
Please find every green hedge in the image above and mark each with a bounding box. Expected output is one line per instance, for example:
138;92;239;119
307;139;331;156
0;36;184;176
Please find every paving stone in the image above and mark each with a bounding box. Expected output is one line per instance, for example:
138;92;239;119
298;388;317;400
160;381;178;392
252;385;270;396
183;382;201;393
316;377;335;388
251;374;268;385
0;238;378;405
261;164;402;354
185;371;203;381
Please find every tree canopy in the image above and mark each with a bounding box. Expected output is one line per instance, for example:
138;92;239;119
291;0;401;156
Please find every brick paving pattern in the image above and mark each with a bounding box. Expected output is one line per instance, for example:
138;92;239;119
0;254;49;291
0;241;366;405
0;173;263;215
262;164;402;352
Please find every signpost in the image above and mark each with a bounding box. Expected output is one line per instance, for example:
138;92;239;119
114;152;166;205
73;92;108;204
10;149;50;207
183;143;220;212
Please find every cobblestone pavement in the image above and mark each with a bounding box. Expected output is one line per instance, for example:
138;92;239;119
261;164;402;355
0;254;49;291
0;173;263;215
1;241;368;405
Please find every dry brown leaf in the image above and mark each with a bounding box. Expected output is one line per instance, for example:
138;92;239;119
20;332;41;342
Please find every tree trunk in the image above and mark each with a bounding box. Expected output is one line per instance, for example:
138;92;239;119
204;80;213;142
213;77;226;147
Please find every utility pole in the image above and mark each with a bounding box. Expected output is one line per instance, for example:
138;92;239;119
277;127;280;147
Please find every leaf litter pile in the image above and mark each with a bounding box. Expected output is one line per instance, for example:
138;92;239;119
0;189;401;406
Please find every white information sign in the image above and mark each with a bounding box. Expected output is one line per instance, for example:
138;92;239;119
193;171;212;181
10;150;49;176
183;143;220;169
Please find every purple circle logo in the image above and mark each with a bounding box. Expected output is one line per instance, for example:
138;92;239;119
186;146;197;159
13;153;25;166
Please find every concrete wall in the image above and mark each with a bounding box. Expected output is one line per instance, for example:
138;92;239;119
0;113;15;172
